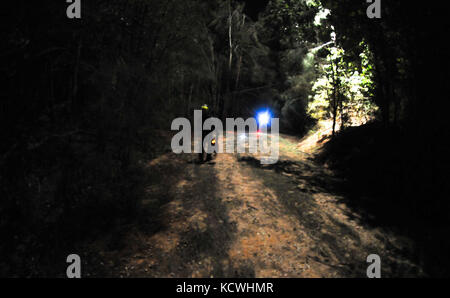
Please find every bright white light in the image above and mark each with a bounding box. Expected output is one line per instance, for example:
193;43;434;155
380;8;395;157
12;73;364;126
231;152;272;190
314;8;330;26
257;111;270;126
239;134;247;140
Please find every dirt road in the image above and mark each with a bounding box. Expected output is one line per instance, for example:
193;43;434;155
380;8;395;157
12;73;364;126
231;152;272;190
87;132;424;278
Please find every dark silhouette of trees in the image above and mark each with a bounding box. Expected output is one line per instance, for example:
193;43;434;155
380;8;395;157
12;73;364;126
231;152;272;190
1;0;448;277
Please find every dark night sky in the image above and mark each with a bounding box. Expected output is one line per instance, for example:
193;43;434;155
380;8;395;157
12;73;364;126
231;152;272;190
240;0;270;19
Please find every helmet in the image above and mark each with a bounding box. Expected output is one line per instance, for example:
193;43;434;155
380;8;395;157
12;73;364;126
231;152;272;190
201;104;209;111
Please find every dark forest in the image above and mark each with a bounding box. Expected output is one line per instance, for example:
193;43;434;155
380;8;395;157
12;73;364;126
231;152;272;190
1;0;449;278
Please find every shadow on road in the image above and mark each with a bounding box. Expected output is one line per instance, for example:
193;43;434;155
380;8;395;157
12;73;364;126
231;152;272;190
238;155;424;277
87;153;256;277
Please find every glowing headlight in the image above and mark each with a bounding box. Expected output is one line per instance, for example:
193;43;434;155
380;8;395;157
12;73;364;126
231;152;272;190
257;111;271;127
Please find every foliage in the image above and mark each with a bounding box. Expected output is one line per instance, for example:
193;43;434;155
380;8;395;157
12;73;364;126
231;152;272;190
309;42;377;127
2;0;448;277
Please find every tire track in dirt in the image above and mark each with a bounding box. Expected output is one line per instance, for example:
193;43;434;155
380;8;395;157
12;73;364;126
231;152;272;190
88;133;424;278
215;153;328;277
